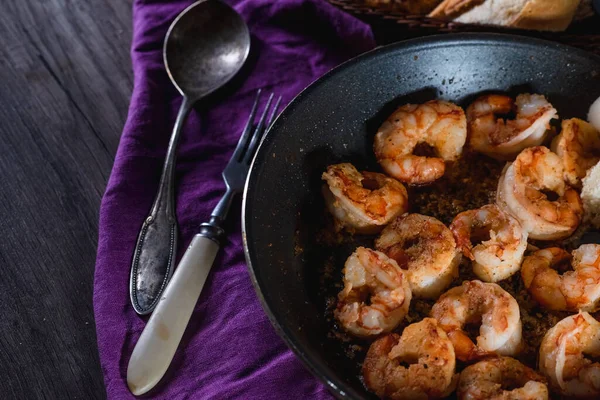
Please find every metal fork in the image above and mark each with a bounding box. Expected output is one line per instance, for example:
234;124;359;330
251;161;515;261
126;90;281;396
203;89;281;241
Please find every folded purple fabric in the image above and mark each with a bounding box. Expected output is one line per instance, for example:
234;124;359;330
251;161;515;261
93;0;374;398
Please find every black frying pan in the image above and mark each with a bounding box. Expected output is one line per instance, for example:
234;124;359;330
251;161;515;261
242;33;600;399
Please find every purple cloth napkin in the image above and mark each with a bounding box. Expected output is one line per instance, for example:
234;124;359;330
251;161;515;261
94;0;374;398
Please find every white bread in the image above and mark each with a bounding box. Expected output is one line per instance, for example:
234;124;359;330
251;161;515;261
457;0;530;25
430;0;581;31
581;161;600;229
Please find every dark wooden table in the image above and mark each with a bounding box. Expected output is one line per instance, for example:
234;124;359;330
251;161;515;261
3;1;600;398
0;1;133;398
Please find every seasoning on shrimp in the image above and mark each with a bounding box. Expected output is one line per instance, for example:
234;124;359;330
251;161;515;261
521;244;600;312
457;357;549;400
496;146;582;240
551;118;600;188
322;163;409;234
363;318;458;399
450;204;527;282
334;247;412;338
467;93;557;160
373;100;467;185
431;280;522;362
375;213;461;299
539;312;600;398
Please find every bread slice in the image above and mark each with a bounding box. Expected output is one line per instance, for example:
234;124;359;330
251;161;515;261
581;161;600;229
456;0;530;25
429;0;581;31
429;0;485;18
512;0;580;31
431;0;529;24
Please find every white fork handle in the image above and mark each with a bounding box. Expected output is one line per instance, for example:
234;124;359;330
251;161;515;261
126;234;219;396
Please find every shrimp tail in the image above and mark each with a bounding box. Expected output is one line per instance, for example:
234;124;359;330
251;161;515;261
447;330;490;362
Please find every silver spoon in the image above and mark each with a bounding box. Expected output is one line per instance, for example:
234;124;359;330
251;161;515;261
129;0;250;315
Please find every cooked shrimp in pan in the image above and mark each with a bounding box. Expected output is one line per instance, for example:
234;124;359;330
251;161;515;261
496;146;582;240
322;163;409;234
334;247;412;338
363;318;458;399
375;213;461;299
521;244;600;312
450;204;527;283
551;118;600;187
467;93;557;160
431;280;522;362
373;100;467;185
539;312;600;398
457;357;548;400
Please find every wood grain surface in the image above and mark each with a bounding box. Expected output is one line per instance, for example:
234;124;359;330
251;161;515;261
1;0;599;398
0;0;133;398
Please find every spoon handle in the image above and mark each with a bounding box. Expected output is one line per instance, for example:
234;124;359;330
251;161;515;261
129;96;193;315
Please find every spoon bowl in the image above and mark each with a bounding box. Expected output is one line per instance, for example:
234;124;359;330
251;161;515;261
164;0;250;99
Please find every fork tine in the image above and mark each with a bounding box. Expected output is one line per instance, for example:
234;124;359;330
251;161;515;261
231;89;262;162
253;95;282;153
265;95;282;130
242;93;274;164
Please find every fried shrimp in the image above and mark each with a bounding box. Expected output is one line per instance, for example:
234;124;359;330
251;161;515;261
496;146;583;240
457;357;548;400
430;280;522;362
467;93;557;160
363;318;458;399
322;163;409;234
521;244;600;312
375;213;461;299
450;204;527;283
373;100;467;185
551;118;600;187
334;247;412;338
539;312;600;398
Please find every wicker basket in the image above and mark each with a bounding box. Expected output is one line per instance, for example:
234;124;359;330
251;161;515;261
328;0;600;53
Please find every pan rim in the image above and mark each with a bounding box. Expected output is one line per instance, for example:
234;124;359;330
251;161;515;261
241;32;600;400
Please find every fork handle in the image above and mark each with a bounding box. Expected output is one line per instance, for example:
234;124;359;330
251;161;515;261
127;233;220;396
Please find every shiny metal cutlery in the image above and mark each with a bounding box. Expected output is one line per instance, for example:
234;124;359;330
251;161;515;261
129;0;250;315
126;90;281;396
